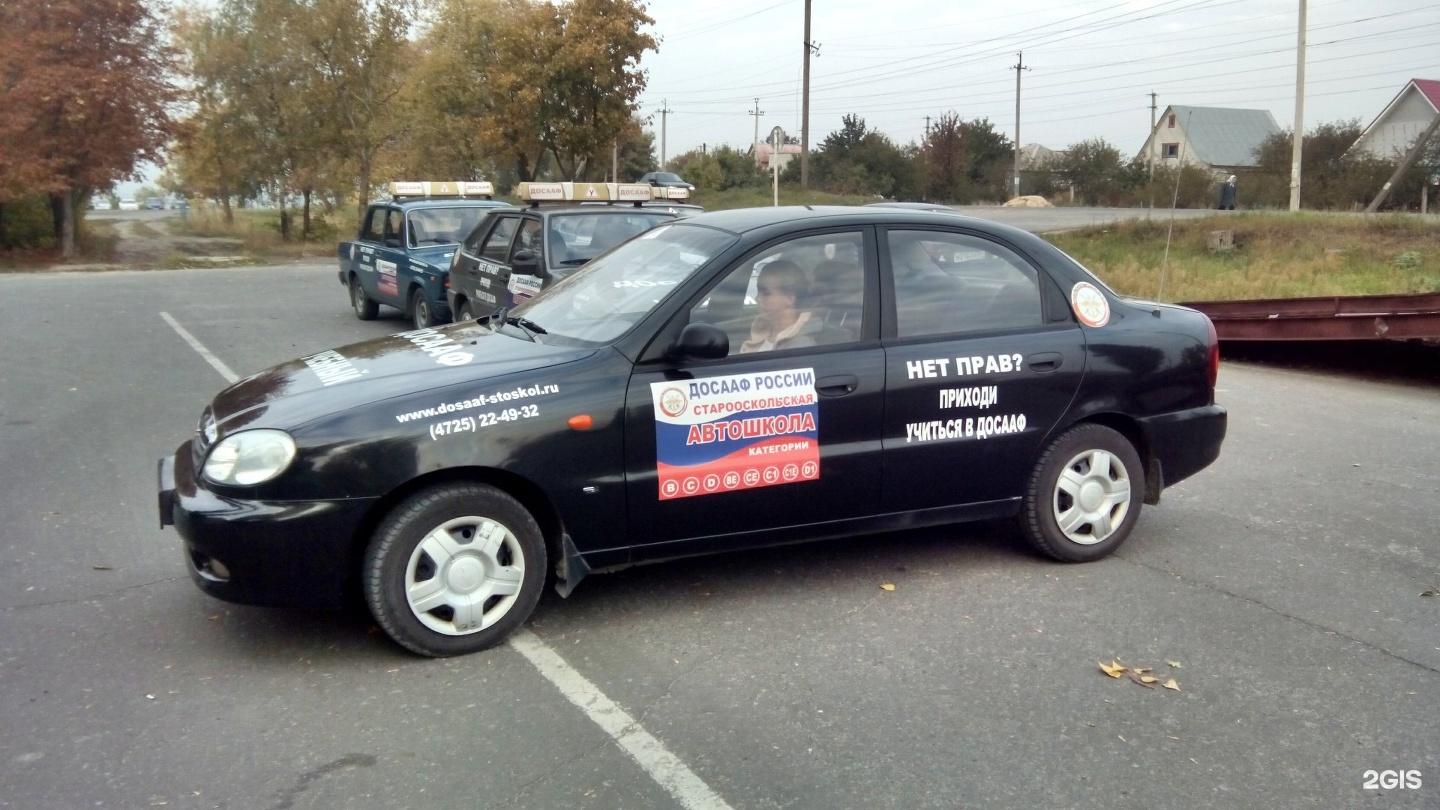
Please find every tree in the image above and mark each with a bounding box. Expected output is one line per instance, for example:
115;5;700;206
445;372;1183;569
0;0;179;256
1056;138;1127;205
305;0;419;220
406;0;503;182
792;114;916;198
478;0;656;182
919;114;1012;203
1248;119;1418;210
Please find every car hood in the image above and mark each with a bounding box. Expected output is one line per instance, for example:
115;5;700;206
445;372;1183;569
209;322;593;433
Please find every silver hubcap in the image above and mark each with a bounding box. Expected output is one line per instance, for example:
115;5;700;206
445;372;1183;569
404;516;525;635
414;299;428;327
1052;448;1132;545
351;283;363;311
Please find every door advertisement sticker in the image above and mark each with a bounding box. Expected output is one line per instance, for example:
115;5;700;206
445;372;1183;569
650;368;820;500
376;259;399;296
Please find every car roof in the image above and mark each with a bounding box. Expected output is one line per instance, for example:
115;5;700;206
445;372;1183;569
674;205;983;233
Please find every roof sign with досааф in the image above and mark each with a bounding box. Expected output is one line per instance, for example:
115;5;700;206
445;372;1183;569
389;181;495;199
516;182;686;203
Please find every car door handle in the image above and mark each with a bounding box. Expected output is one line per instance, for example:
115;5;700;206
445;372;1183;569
1026;352;1063;373
816;374;859;397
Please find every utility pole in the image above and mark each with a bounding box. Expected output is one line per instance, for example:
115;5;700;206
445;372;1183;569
801;0;814;189
1011;52;1029;200
1148;92;1158;179
1289;0;1307;211
658;99;673;167
749;98;765;150
924;116;932;139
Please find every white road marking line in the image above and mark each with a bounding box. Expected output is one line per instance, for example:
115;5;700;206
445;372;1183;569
508;630;734;810
163;312;724;807
161;312;240;383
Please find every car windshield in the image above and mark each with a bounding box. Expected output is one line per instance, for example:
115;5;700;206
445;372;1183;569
515;224;735;346
545;211;674;267
408;207;494;247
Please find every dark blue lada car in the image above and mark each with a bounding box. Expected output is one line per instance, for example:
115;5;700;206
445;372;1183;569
160;206;1226;657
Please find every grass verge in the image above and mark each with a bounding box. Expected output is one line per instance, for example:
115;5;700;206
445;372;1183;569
1045;212;1440;302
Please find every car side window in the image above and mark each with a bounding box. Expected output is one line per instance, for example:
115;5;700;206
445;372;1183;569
510;218;543;261
887;230;1043;338
688;231;865;357
360;208;386;243
383;210;404;248
479;216;520;262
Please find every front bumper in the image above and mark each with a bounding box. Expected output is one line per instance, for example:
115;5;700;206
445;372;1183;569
158;439;379;609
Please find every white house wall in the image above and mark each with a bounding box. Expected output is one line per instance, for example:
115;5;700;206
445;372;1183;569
1139;112;1202;169
1355;89;1439;159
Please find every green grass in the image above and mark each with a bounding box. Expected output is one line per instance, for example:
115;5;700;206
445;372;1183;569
1045;212;1440;302
170;203;354;260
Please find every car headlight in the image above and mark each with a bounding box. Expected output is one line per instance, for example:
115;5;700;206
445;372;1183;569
202;429;297;486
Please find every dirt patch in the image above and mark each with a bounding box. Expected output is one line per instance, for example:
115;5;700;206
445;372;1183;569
110;218;246;265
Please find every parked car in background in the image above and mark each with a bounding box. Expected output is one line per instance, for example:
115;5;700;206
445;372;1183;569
118;198;139;211
448;182;679;321
145;197;165;210
639;171;695;191
338;181;512;329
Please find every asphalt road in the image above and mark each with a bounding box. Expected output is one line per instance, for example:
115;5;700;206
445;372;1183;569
1;263;1435;810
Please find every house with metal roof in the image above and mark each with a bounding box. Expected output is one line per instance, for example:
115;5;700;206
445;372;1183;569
1350;78;1440;160
1136;105;1281;175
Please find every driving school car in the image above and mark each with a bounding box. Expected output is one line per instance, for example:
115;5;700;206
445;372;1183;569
447;182;688;321
158;206;1226;657
339;181;513;329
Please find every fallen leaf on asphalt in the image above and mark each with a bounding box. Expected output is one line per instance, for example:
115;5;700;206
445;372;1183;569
1099;660;1126;678
880;583;896;591
1162;679;1180;691
1126;672;1156;688
1167;661;1182;668
92;565;114;571
1421;588;1438;597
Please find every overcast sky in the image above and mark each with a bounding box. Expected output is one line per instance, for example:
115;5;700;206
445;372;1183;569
635;0;1440;162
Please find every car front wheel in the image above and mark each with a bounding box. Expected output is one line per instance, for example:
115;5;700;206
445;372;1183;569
457;302;474;321
350;276;378;320
363;483;546;657
1018;424;1143;562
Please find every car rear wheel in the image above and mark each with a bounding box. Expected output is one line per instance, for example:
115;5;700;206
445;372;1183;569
350;276;378;320
457;302;474;321
1018;424;1143;562
363;483;546;657
411;290;441;329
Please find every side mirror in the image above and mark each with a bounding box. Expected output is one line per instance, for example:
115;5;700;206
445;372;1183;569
511;249;540;275
668;323;729;360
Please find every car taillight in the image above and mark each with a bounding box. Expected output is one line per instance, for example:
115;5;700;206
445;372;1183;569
1205;315;1220;392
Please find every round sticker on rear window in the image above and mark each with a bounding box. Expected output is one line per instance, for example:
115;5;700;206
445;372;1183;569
1070;281;1110;327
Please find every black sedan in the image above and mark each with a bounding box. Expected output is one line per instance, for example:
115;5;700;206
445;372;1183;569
639;171;695;190
158;207;1226;657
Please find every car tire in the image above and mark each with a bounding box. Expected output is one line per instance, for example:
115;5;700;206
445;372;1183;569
363;483;546;657
411;290;441;329
457;302;474;321
350;276;378;321
1018;424;1143;563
